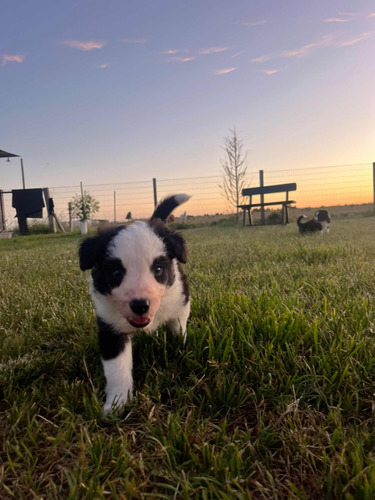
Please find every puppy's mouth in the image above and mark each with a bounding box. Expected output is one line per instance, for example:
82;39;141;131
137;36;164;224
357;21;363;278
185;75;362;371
127;316;151;329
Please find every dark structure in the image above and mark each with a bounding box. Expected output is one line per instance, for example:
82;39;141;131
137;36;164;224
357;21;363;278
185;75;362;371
12;189;45;235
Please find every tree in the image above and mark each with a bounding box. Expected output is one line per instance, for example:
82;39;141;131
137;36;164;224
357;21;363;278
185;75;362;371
220;127;248;221
70;191;100;222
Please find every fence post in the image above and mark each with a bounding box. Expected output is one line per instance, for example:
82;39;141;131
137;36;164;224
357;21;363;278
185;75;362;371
153;178;157;207
0;190;5;232
114;190;117;222
43;187;56;233
259;170;265;225
69;202;73;232
373;163;375;214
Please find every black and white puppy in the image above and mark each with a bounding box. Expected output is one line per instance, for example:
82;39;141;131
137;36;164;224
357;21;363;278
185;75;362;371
297;209;331;235
79;194;190;414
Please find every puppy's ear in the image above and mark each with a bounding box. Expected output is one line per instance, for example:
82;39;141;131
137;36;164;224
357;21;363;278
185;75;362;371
165;231;188;264
79;227;124;271
150;219;188;264
79;236;103;271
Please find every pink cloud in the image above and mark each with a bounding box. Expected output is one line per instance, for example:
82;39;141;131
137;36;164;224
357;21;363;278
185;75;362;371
251;55;271;63
63;40;105;51
262;69;278;75
161;49;186;55
1;54;25;65
215;67;236;75
164;56;195;63
234;20;267;27
282;34;335;58
337;32;372;46
368;13;375;18
97;64;108;69
324;17;352;23
200;47;228;55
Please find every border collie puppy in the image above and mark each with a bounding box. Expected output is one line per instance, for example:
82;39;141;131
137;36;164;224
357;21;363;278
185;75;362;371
297;209;331;235
79;194;190;414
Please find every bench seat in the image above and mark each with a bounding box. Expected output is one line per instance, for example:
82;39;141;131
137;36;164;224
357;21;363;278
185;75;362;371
238;182;297;226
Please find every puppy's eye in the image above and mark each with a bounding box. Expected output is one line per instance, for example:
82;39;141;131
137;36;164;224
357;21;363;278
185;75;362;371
111;269;124;280
153;263;164;277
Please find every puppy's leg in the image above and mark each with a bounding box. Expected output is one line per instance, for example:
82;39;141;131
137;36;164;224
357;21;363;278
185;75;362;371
167;301;191;344
98;320;133;414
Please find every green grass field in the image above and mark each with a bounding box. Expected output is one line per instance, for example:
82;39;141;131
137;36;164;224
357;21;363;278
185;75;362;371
1;218;375;499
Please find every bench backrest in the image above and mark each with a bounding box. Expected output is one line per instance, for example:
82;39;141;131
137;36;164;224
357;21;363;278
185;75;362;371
242;183;297;197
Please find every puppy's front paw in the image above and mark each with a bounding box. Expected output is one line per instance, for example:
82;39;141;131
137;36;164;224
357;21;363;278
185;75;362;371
103;391;133;415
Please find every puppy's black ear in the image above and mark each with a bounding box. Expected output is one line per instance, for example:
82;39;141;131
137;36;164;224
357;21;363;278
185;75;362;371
79;236;102;271
79;226;124;271
165;231;188;264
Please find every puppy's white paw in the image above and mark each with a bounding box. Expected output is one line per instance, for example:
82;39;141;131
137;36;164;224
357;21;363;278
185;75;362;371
102;391;133;415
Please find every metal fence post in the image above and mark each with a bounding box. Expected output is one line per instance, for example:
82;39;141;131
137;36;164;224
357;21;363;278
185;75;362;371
0;190;5;231
259;170;265;225
153;178;157;207
114;190;117;222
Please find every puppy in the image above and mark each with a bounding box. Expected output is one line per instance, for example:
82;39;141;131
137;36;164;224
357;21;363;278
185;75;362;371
79;194;190;414
297;209;330;235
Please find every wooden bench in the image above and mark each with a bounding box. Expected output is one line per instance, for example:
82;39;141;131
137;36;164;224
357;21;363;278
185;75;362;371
238;182;297;226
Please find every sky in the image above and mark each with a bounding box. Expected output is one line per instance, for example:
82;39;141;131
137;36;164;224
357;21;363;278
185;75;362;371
1;0;374;191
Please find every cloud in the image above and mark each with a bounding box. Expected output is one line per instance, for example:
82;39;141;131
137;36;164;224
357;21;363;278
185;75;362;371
262;69;278;75
234;20;267;27
200;47;228;55
161;49;186;55
368;13;375;18
122;38;147;44
324;17;352;23
251;55;271;63
231;50;244;58
178;57;195;63
96;64;108;69
215;67;236;75
1;54;25;65
63;40;105;51
164;56;195;63
337;32;372;46
282;34;334;58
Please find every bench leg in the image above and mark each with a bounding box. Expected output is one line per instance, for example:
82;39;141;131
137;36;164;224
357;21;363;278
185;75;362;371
248;209;252;225
242;209;246;226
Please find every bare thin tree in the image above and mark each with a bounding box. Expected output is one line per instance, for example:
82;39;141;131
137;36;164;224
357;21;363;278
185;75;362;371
220;127;248;221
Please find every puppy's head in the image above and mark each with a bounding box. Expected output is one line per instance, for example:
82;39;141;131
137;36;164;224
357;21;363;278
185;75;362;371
314;210;331;223
79;221;187;332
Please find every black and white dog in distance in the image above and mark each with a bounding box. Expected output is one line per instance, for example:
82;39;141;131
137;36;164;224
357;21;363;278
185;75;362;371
297;209;331;235
79;194;190;414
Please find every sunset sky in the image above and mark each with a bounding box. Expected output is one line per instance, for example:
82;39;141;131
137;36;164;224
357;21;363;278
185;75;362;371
1;0;374;191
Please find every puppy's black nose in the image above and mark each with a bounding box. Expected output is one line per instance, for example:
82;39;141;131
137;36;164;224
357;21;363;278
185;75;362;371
130;299;150;315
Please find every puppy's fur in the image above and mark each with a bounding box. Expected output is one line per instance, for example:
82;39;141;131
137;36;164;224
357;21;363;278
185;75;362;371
297;209;331;235
79;194;190;414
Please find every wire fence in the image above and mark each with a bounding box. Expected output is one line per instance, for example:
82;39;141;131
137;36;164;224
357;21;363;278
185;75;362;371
1;162;374;230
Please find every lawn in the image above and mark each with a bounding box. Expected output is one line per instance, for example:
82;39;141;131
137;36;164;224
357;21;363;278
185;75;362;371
1;218;375;499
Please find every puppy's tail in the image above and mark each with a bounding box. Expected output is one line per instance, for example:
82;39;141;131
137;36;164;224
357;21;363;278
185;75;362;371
151;194;190;222
297;215;307;227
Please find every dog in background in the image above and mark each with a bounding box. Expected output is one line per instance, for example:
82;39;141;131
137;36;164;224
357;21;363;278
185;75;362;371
79;194;190;414
297;209;331;235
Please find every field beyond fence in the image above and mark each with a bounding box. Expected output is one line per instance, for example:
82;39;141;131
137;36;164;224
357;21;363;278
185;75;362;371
1;162;374;230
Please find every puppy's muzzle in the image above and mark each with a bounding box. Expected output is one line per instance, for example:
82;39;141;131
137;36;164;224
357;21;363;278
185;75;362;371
130;299;150;315
128;299;152;328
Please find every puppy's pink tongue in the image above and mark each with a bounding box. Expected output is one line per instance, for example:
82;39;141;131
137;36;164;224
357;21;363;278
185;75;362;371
128;317;151;328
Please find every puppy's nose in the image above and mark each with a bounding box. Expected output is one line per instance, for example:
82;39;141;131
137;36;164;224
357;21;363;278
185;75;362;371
130;299;150;315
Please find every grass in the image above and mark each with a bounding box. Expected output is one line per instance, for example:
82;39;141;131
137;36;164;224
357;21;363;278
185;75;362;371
1;218;375;499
